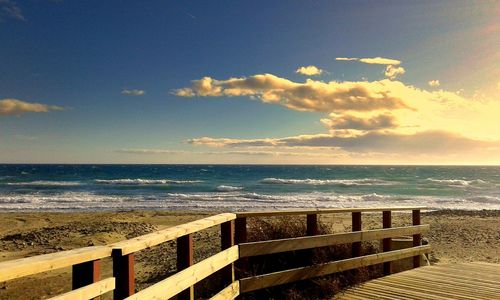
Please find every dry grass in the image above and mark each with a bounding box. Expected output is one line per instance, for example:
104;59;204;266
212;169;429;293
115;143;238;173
234;216;383;300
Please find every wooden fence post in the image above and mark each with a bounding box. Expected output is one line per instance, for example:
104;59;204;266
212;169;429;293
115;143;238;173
382;210;392;275
412;209;421;268
351;212;362;257
72;259;101;300
177;234;194;300
112;251;135;300
221;220;235;285
235;217;248;278
306;214;319;236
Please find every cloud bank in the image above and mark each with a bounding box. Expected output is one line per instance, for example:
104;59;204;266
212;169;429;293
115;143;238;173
0;99;64;116
173;64;500;162
186;131;500;155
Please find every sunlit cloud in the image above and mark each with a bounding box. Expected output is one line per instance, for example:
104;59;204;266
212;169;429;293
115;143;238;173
335;57;358;61
384;65;405;79
0;0;25;21
176;69;500;160
428;80;440;87
121;89;145;96
335;57;401;65
174;74;411;113
0;98;64;116
321;113;398;131
359;57;401;65
295;65;323;76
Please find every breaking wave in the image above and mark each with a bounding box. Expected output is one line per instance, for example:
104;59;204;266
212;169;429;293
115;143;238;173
216;185;244;192
94;179;203;185
425;178;487;186
6;181;83;186
260;178;395;186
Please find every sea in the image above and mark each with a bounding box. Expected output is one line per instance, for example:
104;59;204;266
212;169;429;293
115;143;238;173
0;165;499;212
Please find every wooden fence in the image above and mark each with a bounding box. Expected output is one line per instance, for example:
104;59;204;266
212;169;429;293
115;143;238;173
0;207;430;299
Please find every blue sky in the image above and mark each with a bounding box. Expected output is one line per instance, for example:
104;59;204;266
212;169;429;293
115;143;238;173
0;1;499;164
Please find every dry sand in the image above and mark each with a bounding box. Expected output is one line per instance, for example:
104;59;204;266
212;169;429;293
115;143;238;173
0;210;498;299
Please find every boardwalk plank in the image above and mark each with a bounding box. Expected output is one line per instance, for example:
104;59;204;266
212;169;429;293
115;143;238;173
336;263;500;300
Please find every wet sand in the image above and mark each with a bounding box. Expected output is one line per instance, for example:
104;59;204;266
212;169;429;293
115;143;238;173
0;209;498;299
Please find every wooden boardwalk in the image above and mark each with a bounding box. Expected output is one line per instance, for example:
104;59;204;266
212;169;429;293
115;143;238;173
336;262;500;300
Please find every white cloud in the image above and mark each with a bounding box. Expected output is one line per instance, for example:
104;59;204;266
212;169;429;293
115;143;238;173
0;98;64;116
335;57;401;65
295;65;323;76
335;57;358;61
359;57;401;65
121;89;145;96
428;80;440;87
384;65;405;79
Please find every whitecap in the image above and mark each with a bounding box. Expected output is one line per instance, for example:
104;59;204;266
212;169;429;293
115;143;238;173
94;178;203;185
260;177;395;186
7;181;83;186
216;185;243;192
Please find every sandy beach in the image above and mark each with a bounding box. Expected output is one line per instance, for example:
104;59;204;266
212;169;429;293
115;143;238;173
0;209;498;299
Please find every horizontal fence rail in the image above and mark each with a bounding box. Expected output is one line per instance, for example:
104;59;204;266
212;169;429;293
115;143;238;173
124;246;239;300
239;245;431;293
239;225;430;258
0;207;429;299
236;206;427;218
0;246;111;282
48;277;116;300
110;213;237;256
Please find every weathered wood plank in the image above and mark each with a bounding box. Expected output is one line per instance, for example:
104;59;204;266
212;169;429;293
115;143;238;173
382;210;392;276
72;259;101;298
209;281;240;300
382;275;500;297
47;277;115;300
236;206;427;218
112;252;135;299
239;245;430;292
0;246;111;282
337;263;500;300
111;213;236;255
177;234;194;300
220;220;235;285
125;246;239;300
239;225;429;257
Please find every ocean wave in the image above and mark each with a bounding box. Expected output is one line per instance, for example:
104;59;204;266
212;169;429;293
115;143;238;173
6;181;83;186
466;195;500;204
425;178;487;186
260;178;394;186
216;185;243;192
1;190;499;211
94;179;203;185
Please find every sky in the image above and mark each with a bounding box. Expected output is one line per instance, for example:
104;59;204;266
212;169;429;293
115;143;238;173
0;0;499;164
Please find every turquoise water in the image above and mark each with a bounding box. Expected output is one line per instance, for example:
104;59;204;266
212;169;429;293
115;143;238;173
0;165;499;211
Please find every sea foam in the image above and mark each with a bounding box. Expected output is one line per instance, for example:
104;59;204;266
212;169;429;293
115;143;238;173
94;178;203;185
260;178;395;186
